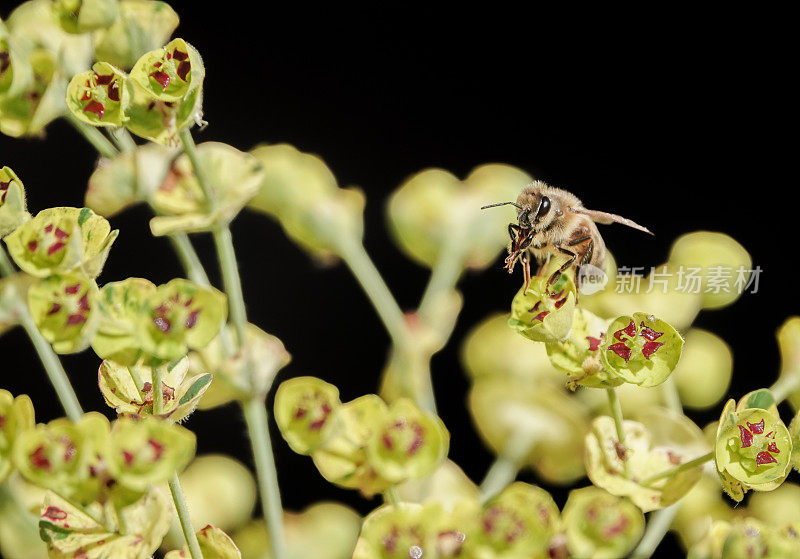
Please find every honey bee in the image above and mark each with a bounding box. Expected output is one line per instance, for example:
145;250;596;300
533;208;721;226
482;180;652;292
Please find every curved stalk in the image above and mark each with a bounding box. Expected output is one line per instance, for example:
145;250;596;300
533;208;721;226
66;113;118;159
629;504;680;559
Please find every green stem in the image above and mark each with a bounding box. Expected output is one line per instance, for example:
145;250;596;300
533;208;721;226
213;226;247;347
179;128;216;206
417;229;467;322
640;451;714;487
152;366;204;559
478;429;538;503
169;233;211;287
242;399;288;559
383;487;400;507
108;127;138;152
607;388;626;445
769;372;800;403
662;377;683;413
337;236;408;347
629;503;680;559
1;247;83;422
66;113;118;159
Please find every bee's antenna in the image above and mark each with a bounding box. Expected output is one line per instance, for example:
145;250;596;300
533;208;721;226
481;201;522;210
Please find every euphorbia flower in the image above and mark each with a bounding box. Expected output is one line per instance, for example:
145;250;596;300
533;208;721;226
0;166;28;237
561;486;645;559
274;376;342;456
601;312;684;387
66;61;130;127
508;272;577;344
4;207;117;278
351;503;439;559
27;272;99;353
130;38;204;103
715;393;793;502
0;389;34;483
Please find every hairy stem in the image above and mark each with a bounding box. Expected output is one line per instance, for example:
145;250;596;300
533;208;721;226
640;451;714;487
66;113;118;159
607;388;626;445
243;399;288;559
629;504;680;559
152;366;204;559
1;247;83;422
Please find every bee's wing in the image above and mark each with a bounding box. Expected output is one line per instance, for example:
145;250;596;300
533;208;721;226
569;206;653;235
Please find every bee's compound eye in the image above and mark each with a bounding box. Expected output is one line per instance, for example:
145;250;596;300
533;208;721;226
537;196;551;219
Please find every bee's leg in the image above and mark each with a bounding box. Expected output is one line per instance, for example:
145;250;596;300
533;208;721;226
521;251;532;292
548;245;577;287
508;223;520;244
568;236;594;288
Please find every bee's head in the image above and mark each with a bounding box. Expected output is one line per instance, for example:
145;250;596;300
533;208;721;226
516;185;554;231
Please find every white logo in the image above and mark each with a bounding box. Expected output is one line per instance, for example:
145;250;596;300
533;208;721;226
578;264;608;295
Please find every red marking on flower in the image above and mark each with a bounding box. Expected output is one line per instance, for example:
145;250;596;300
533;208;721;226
54;227;68;240
586;336;602;351
42;506;67;520
149;71;170;90
162;382;175;402
148;439;165;461
122;450;134;466
78;294;90;311
739;425;753;447
47;303;62;315
381;527;399;553
554;297;567;309
30;446;51;470
549;288;565;299
756;451;778;466
747;420;765;435
44;224;53;233
641;341;664;360
528;301;541;313
667;449;682;465
603;514;630;538
81;90;91;101
308;403;331;430
183;297;194;307
172;49;189;61
27;240;38;252
65;283;81;295
83;100;105;119
47;241;65;255
185;309;199;329
407;423;424;456
639;322;663;341
142;382;152;393
293;407;306;419
768;442;779;453
608;342;632;362
95;72;114;85
107;81;120;102
614;442;627;461
62;438;76;461
177;61;191;81
614;320;637;341
66;313;87;326
532;310;550;322
382;433;394;450
153;316;171;333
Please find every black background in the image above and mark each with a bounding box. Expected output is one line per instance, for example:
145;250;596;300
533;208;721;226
1;4;794;557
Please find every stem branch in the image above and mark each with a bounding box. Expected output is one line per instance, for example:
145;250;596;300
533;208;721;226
66;113;118;159
640;451;714;487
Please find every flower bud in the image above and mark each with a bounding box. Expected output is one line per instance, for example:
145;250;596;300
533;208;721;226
274;376;342;455
130;38;204;103
672;328;732;410
601;312;684;387
3;207;117;278
93;0;179;70
561;486;645;559
27;271;99;353
508;273;576;344
66;61;130;127
0;390;34;483
0;166;29;237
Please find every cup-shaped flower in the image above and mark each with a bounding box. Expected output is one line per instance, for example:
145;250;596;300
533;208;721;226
27;271;99;353
600;312;684;387
0;166;29;237
124;79;203;145
39;486;171;559
715;396;792;502
13;412;109;503
469;482;560;559
66;61;130;127
386;164;531;270
687;518;800;559
585;411;707;512
4;207;117;278
275;376;342;456
311;394;395;497
138;278;228;363
105;416;195;494
130;38;204;103
149;142;263;236
469;376;590;484
248;143;365;261
0;389;34;483
366;398;449;484
546;307;624;389
191;323;291;408
0;26;14;97
52;0;119;34
351;503;439;559
99;357;212;422
508;274;576;344
561;486;645;559
92;277;156;364
165;525;242;559
93;0;179;69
